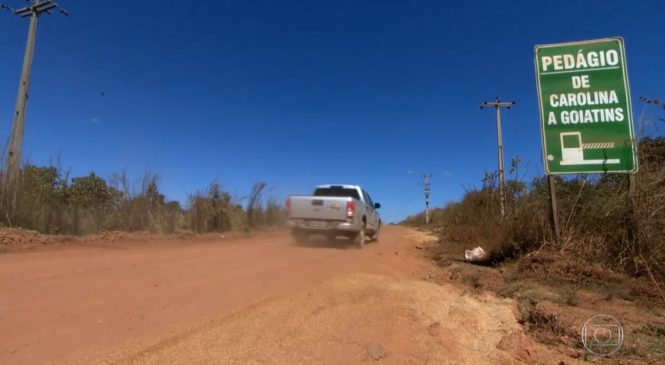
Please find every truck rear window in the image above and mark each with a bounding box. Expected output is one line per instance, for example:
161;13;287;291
313;187;360;200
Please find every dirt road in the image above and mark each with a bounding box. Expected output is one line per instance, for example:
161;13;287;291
0;226;569;364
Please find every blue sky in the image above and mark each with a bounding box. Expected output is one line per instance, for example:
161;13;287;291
0;0;663;223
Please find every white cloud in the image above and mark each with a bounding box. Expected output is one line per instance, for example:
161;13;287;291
441;170;453;177
406;170;414;174
91;117;100;123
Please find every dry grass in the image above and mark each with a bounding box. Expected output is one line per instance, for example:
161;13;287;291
406;137;665;292
426;241;665;362
0;166;284;235
412;135;665;361
408;133;665;362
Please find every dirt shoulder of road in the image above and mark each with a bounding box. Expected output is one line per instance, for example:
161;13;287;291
0;227;259;253
418;226;665;364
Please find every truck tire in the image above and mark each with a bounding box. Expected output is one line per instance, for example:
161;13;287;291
292;229;308;245
370;228;379;242
325;232;337;242
355;225;366;249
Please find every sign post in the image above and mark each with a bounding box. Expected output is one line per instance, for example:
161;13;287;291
534;37;637;242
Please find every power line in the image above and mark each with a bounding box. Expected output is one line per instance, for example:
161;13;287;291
1;1;68;212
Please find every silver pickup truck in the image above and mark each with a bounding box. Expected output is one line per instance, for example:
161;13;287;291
285;184;381;248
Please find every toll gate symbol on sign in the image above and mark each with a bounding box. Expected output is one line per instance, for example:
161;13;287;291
559;132;620;166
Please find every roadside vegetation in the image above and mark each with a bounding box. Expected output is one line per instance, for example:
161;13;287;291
405;136;665;291
0;166;284;235
404;136;665;362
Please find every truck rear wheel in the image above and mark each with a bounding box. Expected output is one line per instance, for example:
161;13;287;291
370;228;379;242
354;226;366;248
292;229;308;245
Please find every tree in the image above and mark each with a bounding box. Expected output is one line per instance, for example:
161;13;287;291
69;173;118;232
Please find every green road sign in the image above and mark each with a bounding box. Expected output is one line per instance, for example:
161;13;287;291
535;37;637;174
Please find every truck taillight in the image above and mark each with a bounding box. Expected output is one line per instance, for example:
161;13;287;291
285;198;291;217
346;199;355;219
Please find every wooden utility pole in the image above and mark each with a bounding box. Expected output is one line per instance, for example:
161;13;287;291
422;173;431;224
1;1;68;211
481;97;515;219
547;175;561;243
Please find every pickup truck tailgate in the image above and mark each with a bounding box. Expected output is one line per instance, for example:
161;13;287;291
289;196;349;221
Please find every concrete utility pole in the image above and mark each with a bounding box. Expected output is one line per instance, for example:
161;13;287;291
422;173;431;224
481;97;515;219
630;96;664;218
637;96;665;142
1;1;68;210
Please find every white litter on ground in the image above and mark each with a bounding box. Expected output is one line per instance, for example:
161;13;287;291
464;246;489;262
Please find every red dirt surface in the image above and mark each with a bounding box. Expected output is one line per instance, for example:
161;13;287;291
1;226;580;364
